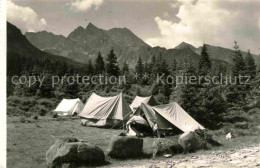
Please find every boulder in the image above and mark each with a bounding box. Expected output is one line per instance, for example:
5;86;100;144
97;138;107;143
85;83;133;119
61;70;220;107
46;137;105;167
152;138;183;158
107;136;143;159
178;129;221;154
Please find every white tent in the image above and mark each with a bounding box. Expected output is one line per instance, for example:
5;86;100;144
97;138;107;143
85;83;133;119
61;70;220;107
79;92;133;127
130;96;158;112
54;98;84;116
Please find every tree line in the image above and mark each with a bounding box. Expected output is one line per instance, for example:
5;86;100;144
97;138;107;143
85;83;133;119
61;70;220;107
7;41;259;129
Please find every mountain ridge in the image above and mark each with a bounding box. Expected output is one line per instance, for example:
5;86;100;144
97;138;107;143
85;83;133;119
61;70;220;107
24;23;260;69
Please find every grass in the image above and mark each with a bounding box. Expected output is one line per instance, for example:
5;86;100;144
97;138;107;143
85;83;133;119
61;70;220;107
7;116;260;168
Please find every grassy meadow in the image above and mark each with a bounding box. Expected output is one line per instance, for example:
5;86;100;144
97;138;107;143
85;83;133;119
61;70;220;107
7;116;260;168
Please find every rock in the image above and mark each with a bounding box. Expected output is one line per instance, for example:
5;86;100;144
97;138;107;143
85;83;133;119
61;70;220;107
46;137;105;167
178;129;222;154
107;136;143;159
152;138;183;158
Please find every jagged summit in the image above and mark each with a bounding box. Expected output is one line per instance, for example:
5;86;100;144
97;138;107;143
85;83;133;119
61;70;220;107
175;42;196;50
86;22;99;30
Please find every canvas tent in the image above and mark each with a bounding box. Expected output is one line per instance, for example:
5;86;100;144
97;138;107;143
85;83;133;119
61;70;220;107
130;96;158;111
54;98;84;116
127;102;204;136
79;92;133;127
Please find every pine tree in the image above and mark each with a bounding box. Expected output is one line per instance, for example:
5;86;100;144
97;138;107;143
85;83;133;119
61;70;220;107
135;57;143;75
88;59;94;75
232;41;246;78
149;55;157;83
172;58;178;72
245;50;257;79
199;44;211;75
106;49;120;77
122;60;129;74
95;51;105;74
161;57;170;76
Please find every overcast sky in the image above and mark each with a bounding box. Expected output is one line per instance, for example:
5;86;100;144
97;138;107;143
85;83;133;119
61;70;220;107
7;0;260;54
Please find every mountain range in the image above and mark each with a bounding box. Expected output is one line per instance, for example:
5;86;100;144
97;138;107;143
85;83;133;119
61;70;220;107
7;22;83;76
13;22;260;70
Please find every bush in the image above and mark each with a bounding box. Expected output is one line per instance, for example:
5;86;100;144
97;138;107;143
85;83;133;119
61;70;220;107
155;93;168;104
20;116;29;123
21;98;36;107
7;106;15;116
20;106;30;112
234;122;252;129
7;96;22;106
224;114;249;123
52;112;58;118
37;99;55;109
33;115;38;120
38;105;49;116
248;108;260;115
7;106;26;116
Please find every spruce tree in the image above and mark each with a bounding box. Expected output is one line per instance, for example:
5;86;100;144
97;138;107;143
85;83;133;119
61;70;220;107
172;58;178;72
135;57;143;75
106;49;120;77
245;50;257;79
87;59;94;75
232;41;246;77
199;44;211;75
122;60;129;74
95;51;105;74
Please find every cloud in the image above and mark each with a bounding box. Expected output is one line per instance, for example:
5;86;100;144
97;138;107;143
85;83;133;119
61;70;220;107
7;0;47;32
70;0;103;11
146;0;260;53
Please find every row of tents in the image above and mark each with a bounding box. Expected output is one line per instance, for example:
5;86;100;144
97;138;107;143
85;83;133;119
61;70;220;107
53;92;204;136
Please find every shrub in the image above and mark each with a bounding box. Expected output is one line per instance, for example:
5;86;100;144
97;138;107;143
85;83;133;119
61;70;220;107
7;106;26;116
52;112;58;118
21;98;36;107
7;96;22;106
248;108;260;115
155;93;168;104
37;99;54;109
234;122;251;129
20;116;28;123
224;114;249;123
38;106;49;116
20;106;30;112
7;106;15;116
33;115;38;120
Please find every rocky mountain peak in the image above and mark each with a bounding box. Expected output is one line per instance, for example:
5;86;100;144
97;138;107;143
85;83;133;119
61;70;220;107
175;42;196;50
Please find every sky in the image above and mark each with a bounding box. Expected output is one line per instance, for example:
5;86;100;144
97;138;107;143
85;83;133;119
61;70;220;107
7;0;260;54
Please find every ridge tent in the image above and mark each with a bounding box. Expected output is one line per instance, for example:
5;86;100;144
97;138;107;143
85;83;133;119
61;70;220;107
53;98;84;116
127;102;204;136
79;92;133;127
152;102;204;132
130;95;158;111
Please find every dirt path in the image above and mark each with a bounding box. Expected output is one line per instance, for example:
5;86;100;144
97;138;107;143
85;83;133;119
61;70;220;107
120;144;260;168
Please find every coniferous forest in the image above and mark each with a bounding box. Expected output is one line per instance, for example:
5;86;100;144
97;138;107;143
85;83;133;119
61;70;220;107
7;22;260;133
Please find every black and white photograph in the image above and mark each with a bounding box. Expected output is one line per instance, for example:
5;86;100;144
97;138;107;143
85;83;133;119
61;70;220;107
1;0;260;167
